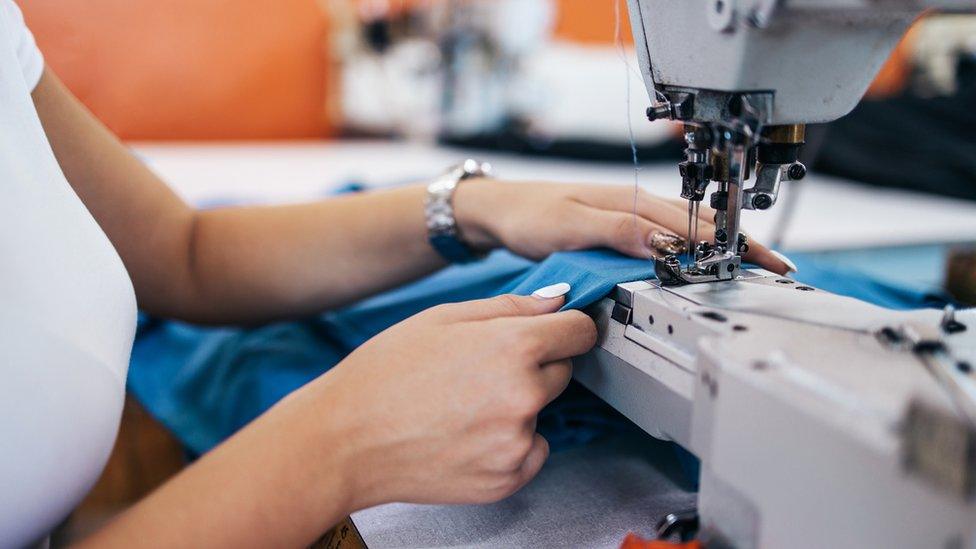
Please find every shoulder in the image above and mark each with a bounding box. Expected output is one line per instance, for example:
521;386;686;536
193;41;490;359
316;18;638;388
2;0;44;91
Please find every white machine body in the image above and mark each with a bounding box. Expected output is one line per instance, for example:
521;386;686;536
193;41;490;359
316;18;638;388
626;0;972;124
573;1;976;546
577;275;976;547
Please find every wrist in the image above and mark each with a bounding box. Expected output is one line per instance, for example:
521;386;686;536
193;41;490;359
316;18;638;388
263;379;362;519
297;372;394;512
452;177;503;252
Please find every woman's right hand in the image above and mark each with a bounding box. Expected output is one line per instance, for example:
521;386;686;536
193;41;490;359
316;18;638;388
81;285;595;549
307;284;596;510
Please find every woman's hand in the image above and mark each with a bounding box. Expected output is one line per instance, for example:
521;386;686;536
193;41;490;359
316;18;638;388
454;180;793;275
308;286;594;509
88;286;592;548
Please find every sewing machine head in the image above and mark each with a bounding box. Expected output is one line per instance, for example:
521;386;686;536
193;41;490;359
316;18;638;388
625;0;969;285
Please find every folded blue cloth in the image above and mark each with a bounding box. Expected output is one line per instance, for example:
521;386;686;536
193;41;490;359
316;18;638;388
128;249;946;456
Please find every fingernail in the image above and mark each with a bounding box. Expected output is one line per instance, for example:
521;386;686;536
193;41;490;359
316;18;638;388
649;232;686;255
532;282;571;299
769;250;798;273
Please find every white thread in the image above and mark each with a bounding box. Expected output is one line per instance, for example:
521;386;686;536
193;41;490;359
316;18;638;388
614;0;653;264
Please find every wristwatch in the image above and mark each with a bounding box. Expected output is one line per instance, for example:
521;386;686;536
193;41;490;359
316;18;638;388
425;159;493;263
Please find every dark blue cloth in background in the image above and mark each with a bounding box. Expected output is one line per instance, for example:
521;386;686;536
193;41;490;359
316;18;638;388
128;249;946;456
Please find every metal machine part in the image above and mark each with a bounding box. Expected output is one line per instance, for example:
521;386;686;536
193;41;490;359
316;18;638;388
575;273;976;548
629;0;970;285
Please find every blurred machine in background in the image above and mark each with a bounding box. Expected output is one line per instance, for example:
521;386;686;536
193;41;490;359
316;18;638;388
328;0;681;160
815;12;976;201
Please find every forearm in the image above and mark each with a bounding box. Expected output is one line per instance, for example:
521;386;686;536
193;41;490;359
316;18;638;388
79;385;356;548
180;184;450;323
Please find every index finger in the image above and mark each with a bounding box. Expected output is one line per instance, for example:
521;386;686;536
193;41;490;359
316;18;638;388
573;185;791;275
663;197;716;225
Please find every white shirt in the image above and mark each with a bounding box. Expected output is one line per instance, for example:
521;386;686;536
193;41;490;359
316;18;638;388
0;2;137;547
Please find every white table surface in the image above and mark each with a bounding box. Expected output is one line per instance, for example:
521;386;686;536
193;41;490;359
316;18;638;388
352;434;697;549
134;140;976;253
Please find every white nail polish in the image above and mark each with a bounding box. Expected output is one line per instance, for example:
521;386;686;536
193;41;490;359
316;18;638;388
769;250;798;273
532;282;571;299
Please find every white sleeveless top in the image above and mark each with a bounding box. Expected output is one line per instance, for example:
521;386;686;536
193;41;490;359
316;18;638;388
0;2;137;547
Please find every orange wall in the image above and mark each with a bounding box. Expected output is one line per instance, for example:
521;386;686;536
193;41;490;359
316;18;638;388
553;0;632;45
20;0;334;140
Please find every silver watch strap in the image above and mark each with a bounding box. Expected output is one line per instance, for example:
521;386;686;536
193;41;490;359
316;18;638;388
425;159;493;262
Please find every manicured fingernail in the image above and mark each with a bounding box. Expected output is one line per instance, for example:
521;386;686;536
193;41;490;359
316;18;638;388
649;232;686;255
532;282;571;299
770;250;798;273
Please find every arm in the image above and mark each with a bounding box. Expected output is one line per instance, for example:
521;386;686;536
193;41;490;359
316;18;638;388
32;69;448;324
33;68;790;325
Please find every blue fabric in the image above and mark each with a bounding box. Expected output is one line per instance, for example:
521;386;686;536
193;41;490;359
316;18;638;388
129;250;653;454
127;248;947;456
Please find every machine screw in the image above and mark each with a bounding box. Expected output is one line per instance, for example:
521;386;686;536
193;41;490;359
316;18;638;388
737;233;749;253
710;191;728;210
646;104;673;121
788;162;807;180
715;229;728;242
751;194;773;210
941;304;968;334
747;9;769;28
656;508;700;542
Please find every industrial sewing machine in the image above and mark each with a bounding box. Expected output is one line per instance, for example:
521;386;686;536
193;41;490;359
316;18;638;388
574;1;976;547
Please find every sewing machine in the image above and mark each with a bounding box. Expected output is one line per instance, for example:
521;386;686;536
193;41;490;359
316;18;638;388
575;1;976;547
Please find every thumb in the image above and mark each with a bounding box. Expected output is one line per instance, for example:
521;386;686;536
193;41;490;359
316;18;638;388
444;283;572;321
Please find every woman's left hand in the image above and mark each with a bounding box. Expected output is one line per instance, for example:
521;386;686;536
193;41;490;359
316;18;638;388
454;179;793;275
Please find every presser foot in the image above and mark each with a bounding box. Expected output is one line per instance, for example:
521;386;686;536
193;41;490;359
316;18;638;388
654;251;742;286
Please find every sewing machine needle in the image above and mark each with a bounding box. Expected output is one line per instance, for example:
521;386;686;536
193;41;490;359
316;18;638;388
687;200;695;264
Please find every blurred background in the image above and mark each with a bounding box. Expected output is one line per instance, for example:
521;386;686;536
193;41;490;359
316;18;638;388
18;0;976;542
16;2;973;153
19;0;976;297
